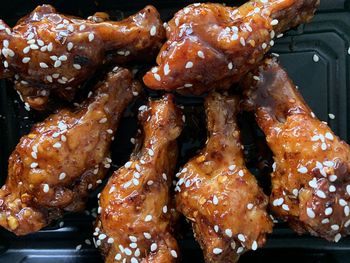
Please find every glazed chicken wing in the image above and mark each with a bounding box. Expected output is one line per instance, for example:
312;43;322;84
0;67;140;235
242;57;350;242
0;4;164;110
143;0;319;95
95;94;183;263
175;92;273;263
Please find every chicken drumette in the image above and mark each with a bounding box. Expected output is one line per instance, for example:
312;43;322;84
0;4;164;110
95;94;183;263
143;0;319;94
0;67;140;235
242;57;350;242
175;92;273;263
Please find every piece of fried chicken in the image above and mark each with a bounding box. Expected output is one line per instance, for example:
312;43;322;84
95;94;183;263
242;57;350;242
143;0;319;95
175;92;273;263
0;67;140;236
0;4;164;110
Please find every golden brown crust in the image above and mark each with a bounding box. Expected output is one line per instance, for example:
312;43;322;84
96;94;183;263
242;58;350;242
0;4;164;110
175;92;273;263
0;67;140;235
143;0;319;95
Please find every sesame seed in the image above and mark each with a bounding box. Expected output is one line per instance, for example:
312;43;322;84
277;33;284;38
262;43;267;49
213;195;218;205
345;206;350;216
67;42;73;51
197;51;205;58
282;204;290;211
297;166;308;174
30;162;38;168
308;178;317;188
54;60;62;68
53;142;62;148
39;62;48;68
171;250;178;258
272;198;284;206
213;248;222;255
31;152;37;159
321;143;327;150
23;46;30;54
270;19;279;26
228;62;233;70
150;26;157;36
96;179;102;184
325;132;334;140
313;54;319;62
153;73;161;81
134;249;140;257
346;185;350;195
247;203;253;209
125;161;132;168
253;76;260;81
329;185;336;192
164;63;170;75
99;118;107;124
130;243;137;249
321;218;329;224
22;57;30;63
75;244;82;251
124;248;132;256
175;18;180;26
325;207;333;216
30;44;39;50
270;40;275;46
148;149;154;156
88;33;94;42
145;215;152;222
43;184;49;193
162;173;167;180
184;83;193;87
306;207;315;218
129;235;137;242
143;232;151;239
334;233;341;242
185;61;193;68
225;229;232;237
98;234;106;240
316;190;326;199
151;243;157;251
251;240;258;251
114;254;121;260
229;165;236;171
133;178;139;185
329;175;337;182
147;180;153;186
345;219;350;227
47;43;53;52
240;37;245;46
59;173;66;180
214;225;219;232
238;234;245;242
163;205;168;213
328;113;335;119
339;199;347;206
237;247;244;254
131;258;138;263
238;170;244;177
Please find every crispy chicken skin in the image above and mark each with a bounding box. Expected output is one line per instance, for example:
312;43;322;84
96;94;183;263
175;92;273;263
143;0;319;95
0;4;164;110
242;58;350;242
0;67;140;235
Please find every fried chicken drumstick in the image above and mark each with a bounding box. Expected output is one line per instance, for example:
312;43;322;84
95;94;183;263
0;67;140;235
175;92;273;263
0;4;164;110
143;0;319;94
242;57;350;242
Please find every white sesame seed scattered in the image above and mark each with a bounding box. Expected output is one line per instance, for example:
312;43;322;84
53;142;62;148
225;229;232;237
124;248;132;256
150;243;157;252
148;149;154;156
125;161;132;168
147;180;153;186
154;73;161;81
240;37;246;46
297;166;308;174
325;207;333;216
334;233;341;242
145;215;152;222
185;61;193;68
75;244;82;251
345;219;350;227
321;142;327;151
162;205;168;213
130;243;137;249
31;152;37;159
345;206;350;216
88;33;95;42
253;76;260;81
273;198;284;206
321;218;329;224
22;57;31;63
184;83;193;87
43;184;49;193
197;50;205;58
247;203;254;210
328;175;337;182
251;240;258;251
306;207;315;218
131;258;138;263
270;19;279;26
229;165;236;171
99;118;107;124
348;47;350;55
308;178;317;188
96;179;102;184
162;173;167;180
316;190;326;199
339;199;347;206
329;185;336;192
98;234;106;240
114;253;121;260
54;60;62;68
59;172;66;180
171;250;178;258
262;43;267;49
39;62;48;68
133;178;139;185
214;225;219;232
213;248;222;255
228;62;233;70
164;63;170;75
328;113;335;119
238;170;244;177
238;234;245;242
150;26;157;36
30;44;39;50
30;162;38;168
282;204;290;211
237;247;244;254
313;54;319;62
143;232;151;239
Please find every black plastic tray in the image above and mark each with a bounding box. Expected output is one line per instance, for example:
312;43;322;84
1;0;350;262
